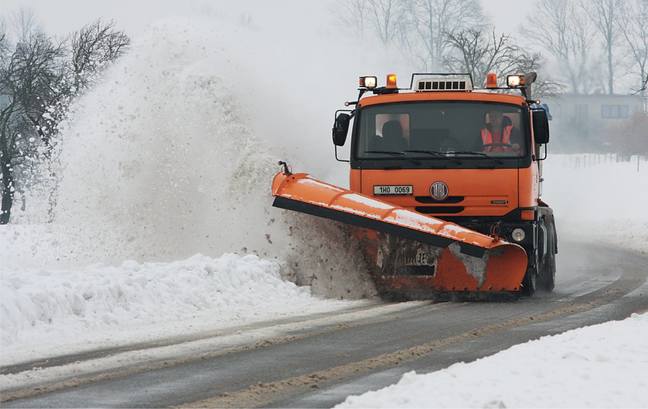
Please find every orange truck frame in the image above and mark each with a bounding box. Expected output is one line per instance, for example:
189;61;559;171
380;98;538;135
272;72;557;299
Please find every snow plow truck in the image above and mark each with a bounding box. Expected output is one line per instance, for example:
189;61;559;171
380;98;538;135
271;72;557;299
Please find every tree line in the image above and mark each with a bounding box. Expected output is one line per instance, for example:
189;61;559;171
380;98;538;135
337;0;648;97
0;12;129;224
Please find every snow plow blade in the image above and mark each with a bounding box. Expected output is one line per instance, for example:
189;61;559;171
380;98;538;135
272;171;528;297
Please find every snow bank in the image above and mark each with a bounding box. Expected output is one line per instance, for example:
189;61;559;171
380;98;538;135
0;253;353;365
337;312;648;409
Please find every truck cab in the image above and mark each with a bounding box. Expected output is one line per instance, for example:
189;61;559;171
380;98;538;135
333;73;557;294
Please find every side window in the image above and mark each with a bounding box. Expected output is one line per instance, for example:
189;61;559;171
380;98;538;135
575;104;588;121
601;104;630;119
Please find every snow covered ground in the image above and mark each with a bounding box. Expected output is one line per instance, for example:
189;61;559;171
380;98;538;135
543;154;648;254
0;253;357;366
1;151;645;367
337;312;648;409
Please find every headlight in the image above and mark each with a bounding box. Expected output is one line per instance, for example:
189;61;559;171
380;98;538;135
511;228;526;242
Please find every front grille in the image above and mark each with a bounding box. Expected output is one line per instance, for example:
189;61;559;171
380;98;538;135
414;196;464;204
415;206;464;214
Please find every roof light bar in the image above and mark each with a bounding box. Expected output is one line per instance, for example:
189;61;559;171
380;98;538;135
411;73;473;92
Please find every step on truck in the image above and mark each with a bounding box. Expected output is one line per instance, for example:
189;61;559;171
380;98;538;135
271;72;558;299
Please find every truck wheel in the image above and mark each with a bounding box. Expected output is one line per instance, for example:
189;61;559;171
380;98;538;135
540;253;556;291
539;246;556;292
522;268;537;296
538;219;556;292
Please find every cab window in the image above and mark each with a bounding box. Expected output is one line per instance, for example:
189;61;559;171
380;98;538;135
356;102;527;159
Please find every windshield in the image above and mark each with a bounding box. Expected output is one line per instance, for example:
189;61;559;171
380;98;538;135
355;102;528;159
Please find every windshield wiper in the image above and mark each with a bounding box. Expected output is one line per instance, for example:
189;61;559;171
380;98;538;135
445;151;504;164
444;151;491;158
364;150;405;156
403;150;445;157
404;150;462;165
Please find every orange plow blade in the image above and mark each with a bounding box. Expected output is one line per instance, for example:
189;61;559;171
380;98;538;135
272;172;528;297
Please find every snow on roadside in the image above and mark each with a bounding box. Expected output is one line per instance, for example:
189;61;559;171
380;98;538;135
0;253;355;366
560;219;648;254
543;154;648;254
337;312;648;409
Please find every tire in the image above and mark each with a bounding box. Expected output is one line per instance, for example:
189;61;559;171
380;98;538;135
538;244;556;292
538;218;557;292
521;268;537;296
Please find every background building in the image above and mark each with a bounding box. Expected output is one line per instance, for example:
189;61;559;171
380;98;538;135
545;94;647;152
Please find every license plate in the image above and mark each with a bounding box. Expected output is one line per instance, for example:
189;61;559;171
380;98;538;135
411;249;436;266
373;185;413;195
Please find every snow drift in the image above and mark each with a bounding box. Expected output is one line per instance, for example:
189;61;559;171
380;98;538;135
0;253;353;365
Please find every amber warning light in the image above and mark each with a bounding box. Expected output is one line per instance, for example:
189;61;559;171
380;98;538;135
486;72;498;89
386;73;398;88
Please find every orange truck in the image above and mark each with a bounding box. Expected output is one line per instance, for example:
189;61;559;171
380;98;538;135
271;72;557;299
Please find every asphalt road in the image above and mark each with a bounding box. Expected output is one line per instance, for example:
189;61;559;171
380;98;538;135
2;240;647;408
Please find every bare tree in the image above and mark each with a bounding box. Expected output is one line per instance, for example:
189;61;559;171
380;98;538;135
0;17;130;224
443;28;563;97
0;32;64;224
334;0;370;38
586;0;623;94
640;76;648;95
444;29;522;87
0;24;6;53
514;53;566;97
406;0;483;70
620;0;648;97
334;0;408;45
10;8;38;43
70;19;130;90
366;0;409;45
523;0;598;94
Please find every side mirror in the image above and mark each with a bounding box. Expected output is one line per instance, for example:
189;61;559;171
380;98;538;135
332;113;351;146
532;109;550;145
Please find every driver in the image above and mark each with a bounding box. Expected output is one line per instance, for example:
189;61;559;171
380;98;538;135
481;111;519;153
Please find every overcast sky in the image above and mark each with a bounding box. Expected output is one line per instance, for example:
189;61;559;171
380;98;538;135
1;0;533;37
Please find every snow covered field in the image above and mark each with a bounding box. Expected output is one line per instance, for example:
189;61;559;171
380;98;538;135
337;312;648;409
543;154;648;254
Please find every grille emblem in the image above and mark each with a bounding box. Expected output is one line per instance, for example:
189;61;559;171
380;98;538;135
430;181;449;201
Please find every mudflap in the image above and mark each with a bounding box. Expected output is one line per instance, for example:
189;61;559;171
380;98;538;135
271;171;528;300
